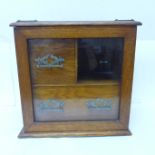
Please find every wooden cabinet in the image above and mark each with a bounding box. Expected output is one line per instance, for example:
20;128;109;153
10;20;142;137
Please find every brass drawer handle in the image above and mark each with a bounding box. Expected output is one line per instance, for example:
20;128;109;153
35;54;64;68
86;98;112;110
39;99;64;112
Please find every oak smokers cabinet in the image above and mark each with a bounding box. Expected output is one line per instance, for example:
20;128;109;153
10;20;141;137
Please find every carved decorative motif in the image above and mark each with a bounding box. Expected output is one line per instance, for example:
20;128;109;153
86;98;112;110
35;54;64;68
39;99;64;112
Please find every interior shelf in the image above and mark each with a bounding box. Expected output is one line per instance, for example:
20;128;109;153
77;79;119;86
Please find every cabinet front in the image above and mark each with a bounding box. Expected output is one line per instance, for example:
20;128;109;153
27;37;124;123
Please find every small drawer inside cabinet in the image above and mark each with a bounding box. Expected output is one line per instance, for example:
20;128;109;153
32;85;120;122
28;39;76;85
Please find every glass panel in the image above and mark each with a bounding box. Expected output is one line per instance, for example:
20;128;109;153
27;39;75;85
34;97;119;121
32;86;120;122
78;38;124;82
27;38;124;122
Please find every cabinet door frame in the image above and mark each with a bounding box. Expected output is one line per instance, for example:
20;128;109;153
14;25;137;137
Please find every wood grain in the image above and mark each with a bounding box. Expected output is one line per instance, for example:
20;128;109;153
33;85;119;99
15;26;137;39
14;29;34;130
119;27;137;126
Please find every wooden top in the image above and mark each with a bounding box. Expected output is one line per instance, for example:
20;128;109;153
10;20;142;27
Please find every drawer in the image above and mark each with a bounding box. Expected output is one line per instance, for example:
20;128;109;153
32;85;120;121
28;39;76;85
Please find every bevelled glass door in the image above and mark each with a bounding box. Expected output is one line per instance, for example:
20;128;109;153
78;38;124;82
28;38;124;122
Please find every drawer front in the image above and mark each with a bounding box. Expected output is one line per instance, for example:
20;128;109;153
28;39;76;85
32;85;120;121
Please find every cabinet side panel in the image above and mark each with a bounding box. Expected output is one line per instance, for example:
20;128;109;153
14;28;34;130
119;27;137;127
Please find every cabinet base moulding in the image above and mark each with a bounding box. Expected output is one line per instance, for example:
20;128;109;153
18;128;131;138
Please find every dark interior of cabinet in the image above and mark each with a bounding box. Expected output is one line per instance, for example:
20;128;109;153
77;38;124;82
